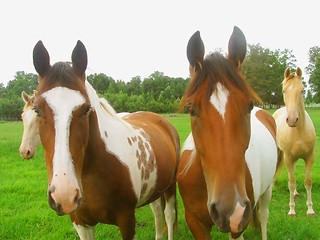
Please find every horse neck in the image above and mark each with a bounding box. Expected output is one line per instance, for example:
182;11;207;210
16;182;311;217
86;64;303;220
85;81;136;158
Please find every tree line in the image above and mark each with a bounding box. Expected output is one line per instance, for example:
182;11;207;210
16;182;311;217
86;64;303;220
0;44;319;120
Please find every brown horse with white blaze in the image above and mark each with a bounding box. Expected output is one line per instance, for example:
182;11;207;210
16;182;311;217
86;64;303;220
32;40;180;240
178;27;279;240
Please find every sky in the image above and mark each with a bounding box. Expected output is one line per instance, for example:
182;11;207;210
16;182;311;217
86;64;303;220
0;0;319;87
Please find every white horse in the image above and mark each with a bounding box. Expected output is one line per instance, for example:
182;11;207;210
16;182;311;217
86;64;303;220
273;67;316;216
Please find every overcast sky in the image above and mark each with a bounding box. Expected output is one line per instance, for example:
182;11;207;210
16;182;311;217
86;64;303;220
0;0;319;86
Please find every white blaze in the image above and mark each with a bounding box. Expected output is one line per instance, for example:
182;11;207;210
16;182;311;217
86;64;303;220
42;87;85;180
210;82;229;119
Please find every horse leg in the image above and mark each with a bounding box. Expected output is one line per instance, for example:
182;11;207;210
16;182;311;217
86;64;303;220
164;184;177;240
73;223;95;240
258;185;272;240
117;210;137;240
284;154;296;216
150;198;165;240
185;211;211;240
304;154;315;216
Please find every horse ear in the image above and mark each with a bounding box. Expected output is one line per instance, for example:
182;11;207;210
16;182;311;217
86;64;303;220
296;67;302;77
21;91;30;103
33;41;50;77
187;31;205;70
72;40;87;79
284;67;291;78
228;26;247;68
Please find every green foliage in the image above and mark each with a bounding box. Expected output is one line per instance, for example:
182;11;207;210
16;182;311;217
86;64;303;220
243;44;296;107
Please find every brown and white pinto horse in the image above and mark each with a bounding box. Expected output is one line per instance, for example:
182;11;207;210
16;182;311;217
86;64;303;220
273;67;316;216
32;40;180;240
178;27;279;240
20;90;40;159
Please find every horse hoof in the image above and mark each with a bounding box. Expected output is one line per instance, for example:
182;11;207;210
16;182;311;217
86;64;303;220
307;212;316;217
288;212;296;217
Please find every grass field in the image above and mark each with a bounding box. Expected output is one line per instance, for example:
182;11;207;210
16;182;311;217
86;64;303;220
1;108;320;239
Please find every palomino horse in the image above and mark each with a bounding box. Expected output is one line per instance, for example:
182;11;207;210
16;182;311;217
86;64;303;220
31;40;180;240
178;27;279;240
273;67;316;216
20;90;40;159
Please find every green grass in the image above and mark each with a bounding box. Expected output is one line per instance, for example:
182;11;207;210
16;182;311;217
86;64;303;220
1;109;320;239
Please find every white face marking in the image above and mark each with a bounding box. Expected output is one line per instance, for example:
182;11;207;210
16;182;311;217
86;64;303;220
210;82;229;119
42;87;85;181
229;202;246;232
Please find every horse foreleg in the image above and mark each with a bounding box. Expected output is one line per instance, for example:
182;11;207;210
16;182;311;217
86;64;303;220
304;154;315;216
150;198;165;240
185;211;211;240
73;223;95;240
258;185;272;240
117;211;137;240
284;156;296;216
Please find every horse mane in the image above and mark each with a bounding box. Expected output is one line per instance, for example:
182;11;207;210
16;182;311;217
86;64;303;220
181;52;261;109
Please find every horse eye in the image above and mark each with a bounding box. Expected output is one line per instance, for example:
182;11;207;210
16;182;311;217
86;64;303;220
185;104;196;116
33;107;41;117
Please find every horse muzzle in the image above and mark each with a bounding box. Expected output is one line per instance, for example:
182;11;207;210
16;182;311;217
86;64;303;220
209;199;251;234
48;184;82;215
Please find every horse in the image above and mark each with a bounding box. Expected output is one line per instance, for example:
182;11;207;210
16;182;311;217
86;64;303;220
31;40;180;240
272;67;316;216
177;26;279;240
20;90;40;159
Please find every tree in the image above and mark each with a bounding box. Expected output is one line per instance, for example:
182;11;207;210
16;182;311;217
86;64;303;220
6;71;38;98
243;44;296;107
306;46;320;102
87;73;115;94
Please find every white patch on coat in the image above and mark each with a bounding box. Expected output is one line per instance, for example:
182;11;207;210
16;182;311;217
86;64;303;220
210;82;229;119
245;107;277;205
42;87;85;185
182;132;194;151
85;81;157;206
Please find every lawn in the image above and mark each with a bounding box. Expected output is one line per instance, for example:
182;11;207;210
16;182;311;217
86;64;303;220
0;108;320;239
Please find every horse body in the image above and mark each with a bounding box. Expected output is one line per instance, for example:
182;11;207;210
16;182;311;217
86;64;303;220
178;27;278;240
32;41;179;239
273;67;316;216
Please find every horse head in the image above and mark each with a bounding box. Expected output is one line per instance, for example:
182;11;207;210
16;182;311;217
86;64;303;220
282;67;304;127
33;40;91;215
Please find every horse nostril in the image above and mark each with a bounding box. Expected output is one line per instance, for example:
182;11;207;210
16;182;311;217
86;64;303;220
49;185;55;194
74;189;82;205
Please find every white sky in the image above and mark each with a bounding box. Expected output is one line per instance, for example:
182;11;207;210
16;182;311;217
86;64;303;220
0;0;319;86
